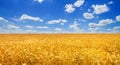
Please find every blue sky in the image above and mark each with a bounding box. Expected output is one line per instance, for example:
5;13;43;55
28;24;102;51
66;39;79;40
0;0;120;33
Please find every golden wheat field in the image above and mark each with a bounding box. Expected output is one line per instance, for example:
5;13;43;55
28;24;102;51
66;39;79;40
0;34;120;65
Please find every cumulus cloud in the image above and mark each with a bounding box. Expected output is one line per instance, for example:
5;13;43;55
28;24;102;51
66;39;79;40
89;23;98;27
88;27;100;33
108;1;113;5
69;21;79;31
80;19;86;22
69;21;84;32
65;4;75;13
25;29;37;33
83;12;94;19
75;18;86;22
0;17;8;22
89;19;114;27
8;24;20;29
20;14;43;22
47;19;67;25
25;25;34;29
54;28;63;31
65;0;85;13
10;29;37;33
74;0;85;7
37;26;49;29
88;9;91;12
0;28;56;33
98;19;114;26
113;26;120;30
116;15;120;21
92;4;109;14
107;26;120;33
34;0;44;3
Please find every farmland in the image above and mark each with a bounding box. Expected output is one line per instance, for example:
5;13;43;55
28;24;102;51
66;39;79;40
0;34;120;65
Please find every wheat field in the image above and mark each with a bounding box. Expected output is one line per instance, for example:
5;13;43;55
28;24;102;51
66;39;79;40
0;34;120;65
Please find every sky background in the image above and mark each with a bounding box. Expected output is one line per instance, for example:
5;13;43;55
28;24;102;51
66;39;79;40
0;0;120;33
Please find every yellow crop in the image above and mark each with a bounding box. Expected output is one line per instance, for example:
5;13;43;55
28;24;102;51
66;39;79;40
0;34;120;65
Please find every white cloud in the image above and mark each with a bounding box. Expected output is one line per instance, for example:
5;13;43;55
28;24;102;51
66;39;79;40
20;14;43;22
107;28;112;31
2;29;44;33
88;27;100;33
25;25;34;29
75;18;86;22
88;9;91;12
92;4;109;14
98;19;114;26
0;29;51;34
10;29;37;33
69;21;79;31
47;19;67;25
8;24;20;29
83;12;94;19
116;15;120;21
108;1;113;5
89;23;98;27
89;19;114;27
74;0;85;7
37;26;49;29
65;4;75;13
60;23;65;25
113;26;120;30
25;29;37;33
69;21;84;32
64;0;85;13
0;17;8;22
80;19;86;22
107;26;120;33
54;28;63;31
34;0;44;3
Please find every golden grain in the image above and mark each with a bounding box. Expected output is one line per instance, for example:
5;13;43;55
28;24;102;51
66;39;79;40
0;34;120;65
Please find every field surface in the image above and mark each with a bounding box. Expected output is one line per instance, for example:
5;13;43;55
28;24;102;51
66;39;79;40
0;34;120;65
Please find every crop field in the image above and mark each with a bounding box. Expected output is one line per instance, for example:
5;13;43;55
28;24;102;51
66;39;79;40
0;34;120;65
